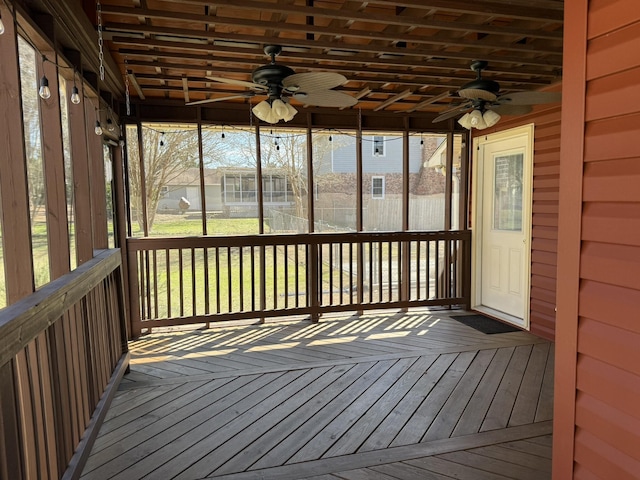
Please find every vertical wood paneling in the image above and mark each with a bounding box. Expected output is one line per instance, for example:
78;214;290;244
474;102;561;342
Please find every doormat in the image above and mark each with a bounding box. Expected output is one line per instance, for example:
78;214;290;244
451;314;521;334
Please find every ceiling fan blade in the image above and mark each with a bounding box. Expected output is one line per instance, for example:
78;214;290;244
206;76;267;90
495;91;561;105
283;72;348;93
186;93;255;106
487;104;533;116
292;90;357;108
432;103;472;123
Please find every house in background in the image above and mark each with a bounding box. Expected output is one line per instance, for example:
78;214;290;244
315;134;462;230
158;167;295;218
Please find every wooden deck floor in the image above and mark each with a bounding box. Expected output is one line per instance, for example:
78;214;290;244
81;309;554;480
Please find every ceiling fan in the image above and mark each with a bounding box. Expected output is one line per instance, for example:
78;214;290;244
187;45;358;123
433;60;561;130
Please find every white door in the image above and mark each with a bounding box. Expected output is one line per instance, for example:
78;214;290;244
474;126;533;328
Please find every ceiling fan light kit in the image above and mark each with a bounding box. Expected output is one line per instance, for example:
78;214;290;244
434;60;561;129
253;98;298;124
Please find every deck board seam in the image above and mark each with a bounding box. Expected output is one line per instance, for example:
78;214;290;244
199;421;553;480
121;338;548;388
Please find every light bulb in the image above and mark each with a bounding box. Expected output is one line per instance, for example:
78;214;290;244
94;121;103;135
70;86;81;104
469;110;486;129
39;76;51;99
0;16;5;36
107;118;115;131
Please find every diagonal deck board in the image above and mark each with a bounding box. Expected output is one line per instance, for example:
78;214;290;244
82;309;554;479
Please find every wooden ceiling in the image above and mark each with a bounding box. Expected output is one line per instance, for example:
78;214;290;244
97;0;564;115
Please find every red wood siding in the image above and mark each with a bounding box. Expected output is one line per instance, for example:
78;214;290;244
473;101;562;341
555;0;640;478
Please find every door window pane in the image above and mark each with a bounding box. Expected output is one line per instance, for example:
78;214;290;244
493;153;523;231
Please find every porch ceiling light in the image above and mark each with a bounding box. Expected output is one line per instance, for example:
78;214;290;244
252;98;297;124
458;109;501;130
482;109;501;128
468;109;486;130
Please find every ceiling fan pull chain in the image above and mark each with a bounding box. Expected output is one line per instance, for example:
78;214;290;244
124;60;131;115
96;0;105;81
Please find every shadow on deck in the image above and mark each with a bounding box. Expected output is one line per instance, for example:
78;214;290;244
82;309;554;480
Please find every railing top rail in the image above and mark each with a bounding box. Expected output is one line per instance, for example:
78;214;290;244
0;249;122;368
126;230;472;251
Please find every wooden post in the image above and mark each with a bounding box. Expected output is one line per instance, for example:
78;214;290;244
66;51;94;265
306;118;319;321
0;6;38;477
400;121;410;306
39;50;71;279
255;124;266;323
112;142;132;339
356;111;364;312
86;97;108;249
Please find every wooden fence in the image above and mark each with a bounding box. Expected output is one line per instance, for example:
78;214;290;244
0;249;129;479
127;230;471;334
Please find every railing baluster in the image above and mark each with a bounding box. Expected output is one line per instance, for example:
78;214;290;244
273;245;278;310
215;247;221;314
179;249;184;318
294;244;299;308
191;248;196;316
284;244;289;309
152;250;158;320
379;241;383;302
415;240;421;301
166;249;171;318
227;246;232;313
250;246;255;311
238;246;244;312
204;248;210;322
435;240;440;299
339;242;344;305
328;243;333;306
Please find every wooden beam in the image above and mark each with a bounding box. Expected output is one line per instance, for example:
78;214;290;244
404;91;453;113
111;38;561;78
104;24;562;68
182;76;190;103
106;0;563;38
101;7;561;55
127;70;146;100
374;89;413;111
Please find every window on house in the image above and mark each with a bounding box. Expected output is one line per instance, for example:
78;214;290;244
373;136;385;157
372;176;385;199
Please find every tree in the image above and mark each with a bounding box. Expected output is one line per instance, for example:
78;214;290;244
126;125;227;232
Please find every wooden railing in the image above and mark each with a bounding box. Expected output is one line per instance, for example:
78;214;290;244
0;249;129;479
127;230;471;333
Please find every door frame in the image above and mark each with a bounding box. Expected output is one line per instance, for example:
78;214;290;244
470;124;534;329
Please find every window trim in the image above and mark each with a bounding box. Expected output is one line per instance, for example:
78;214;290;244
371;175;385;199
372;136;385;157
